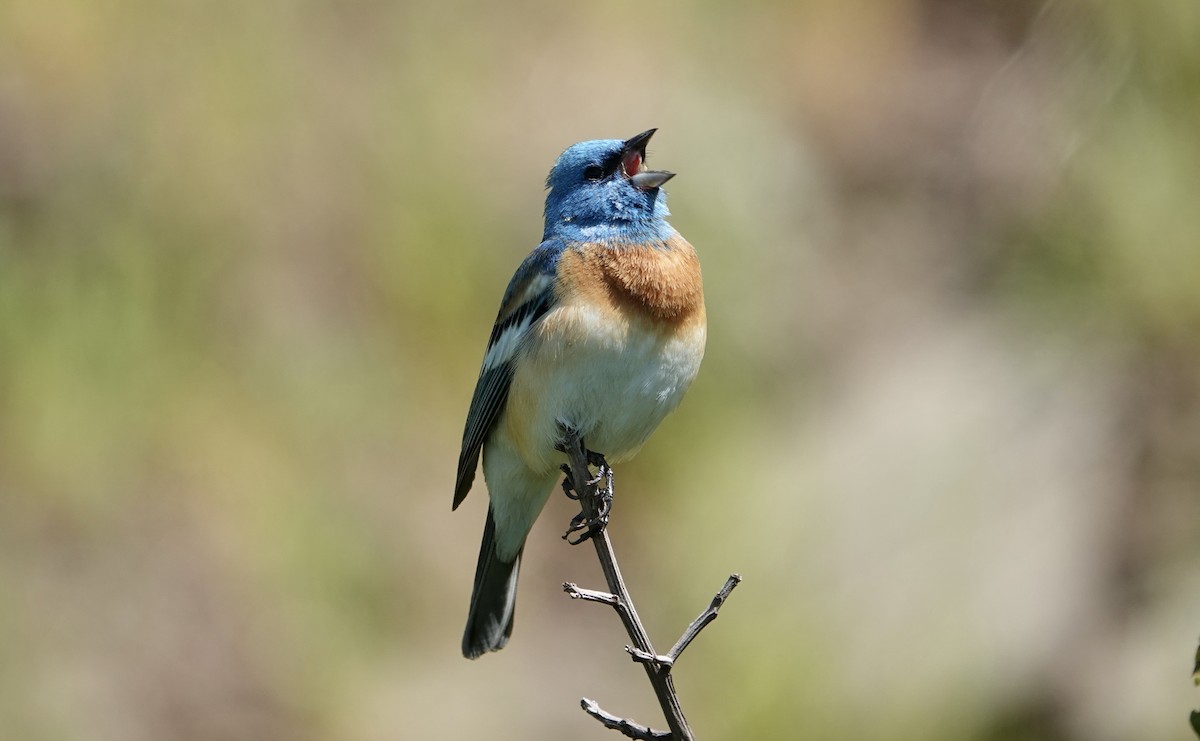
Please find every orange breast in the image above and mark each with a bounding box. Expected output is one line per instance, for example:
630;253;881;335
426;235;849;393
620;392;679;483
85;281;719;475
556;234;705;328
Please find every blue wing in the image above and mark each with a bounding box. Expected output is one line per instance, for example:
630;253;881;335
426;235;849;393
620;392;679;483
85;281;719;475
453;239;565;509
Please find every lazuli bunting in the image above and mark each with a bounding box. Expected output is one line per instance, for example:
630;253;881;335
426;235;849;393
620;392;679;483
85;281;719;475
454;129;706;659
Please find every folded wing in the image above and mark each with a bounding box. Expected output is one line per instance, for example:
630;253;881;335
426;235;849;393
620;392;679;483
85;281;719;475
453;240;564;509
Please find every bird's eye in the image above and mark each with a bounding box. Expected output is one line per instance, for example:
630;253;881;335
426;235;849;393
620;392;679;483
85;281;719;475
583;165;605;181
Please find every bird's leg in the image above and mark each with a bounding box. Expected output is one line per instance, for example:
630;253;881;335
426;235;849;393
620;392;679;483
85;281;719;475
555;433;585;500
587;451;614;524
562;450;613;545
560;463;595;544
561;467;597;544
556;434;593;542
556;430;614;545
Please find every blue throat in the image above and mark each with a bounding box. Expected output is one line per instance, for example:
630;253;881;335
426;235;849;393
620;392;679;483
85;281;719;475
543;214;676;244
542;187;675;244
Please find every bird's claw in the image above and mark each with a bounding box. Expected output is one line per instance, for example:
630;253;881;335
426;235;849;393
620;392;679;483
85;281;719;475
563;511;600;544
563;486;611;544
561;453;614;544
559;463;582;500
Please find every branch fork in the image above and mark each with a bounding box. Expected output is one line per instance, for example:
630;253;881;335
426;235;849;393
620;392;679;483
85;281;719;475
555;425;741;740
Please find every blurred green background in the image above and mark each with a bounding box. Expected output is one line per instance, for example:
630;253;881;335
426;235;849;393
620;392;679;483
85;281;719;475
2;0;1198;739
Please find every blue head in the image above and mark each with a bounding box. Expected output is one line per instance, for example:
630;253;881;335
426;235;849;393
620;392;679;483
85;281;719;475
543;129;676;243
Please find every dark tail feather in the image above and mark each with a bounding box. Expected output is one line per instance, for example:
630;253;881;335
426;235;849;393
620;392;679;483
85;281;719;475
462;506;521;659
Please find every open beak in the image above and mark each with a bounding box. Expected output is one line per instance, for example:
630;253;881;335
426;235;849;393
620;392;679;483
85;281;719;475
622;128;675;190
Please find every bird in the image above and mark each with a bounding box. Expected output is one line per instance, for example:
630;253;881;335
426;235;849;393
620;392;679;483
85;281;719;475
453;128;706;659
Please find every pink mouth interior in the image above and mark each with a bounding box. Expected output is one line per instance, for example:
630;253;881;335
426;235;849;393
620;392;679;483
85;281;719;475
622;151;643;177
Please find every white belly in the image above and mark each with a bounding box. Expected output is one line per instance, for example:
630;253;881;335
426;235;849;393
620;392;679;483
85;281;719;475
502;303;706;474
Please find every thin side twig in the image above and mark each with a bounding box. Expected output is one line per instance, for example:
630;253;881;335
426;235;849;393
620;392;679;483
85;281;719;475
581;698;672;740
563;582;619;607
666;574;742;663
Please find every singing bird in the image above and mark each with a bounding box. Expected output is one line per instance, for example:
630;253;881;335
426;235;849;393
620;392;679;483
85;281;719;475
454;129;706;659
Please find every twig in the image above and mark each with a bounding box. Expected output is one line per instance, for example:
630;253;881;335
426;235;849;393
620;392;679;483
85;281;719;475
557;428;692;739
563;582;619;607
557;426;741;740
666;574;742;664
581;698;673;740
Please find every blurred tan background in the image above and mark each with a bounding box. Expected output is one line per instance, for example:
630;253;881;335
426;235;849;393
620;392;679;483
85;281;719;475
2;0;1198;739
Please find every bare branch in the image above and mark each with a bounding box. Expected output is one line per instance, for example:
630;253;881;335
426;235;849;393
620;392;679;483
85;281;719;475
557;426;695;740
557;425;743;738
581;698;672;740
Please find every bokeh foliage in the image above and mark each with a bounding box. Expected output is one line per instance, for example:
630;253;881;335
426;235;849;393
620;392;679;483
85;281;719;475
1;1;1197;739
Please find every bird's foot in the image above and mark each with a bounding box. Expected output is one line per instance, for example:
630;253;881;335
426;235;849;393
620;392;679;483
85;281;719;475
561;453;614;545
563;507;609;545
589;457;614;522
559;463;582;501
588;451;613;494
